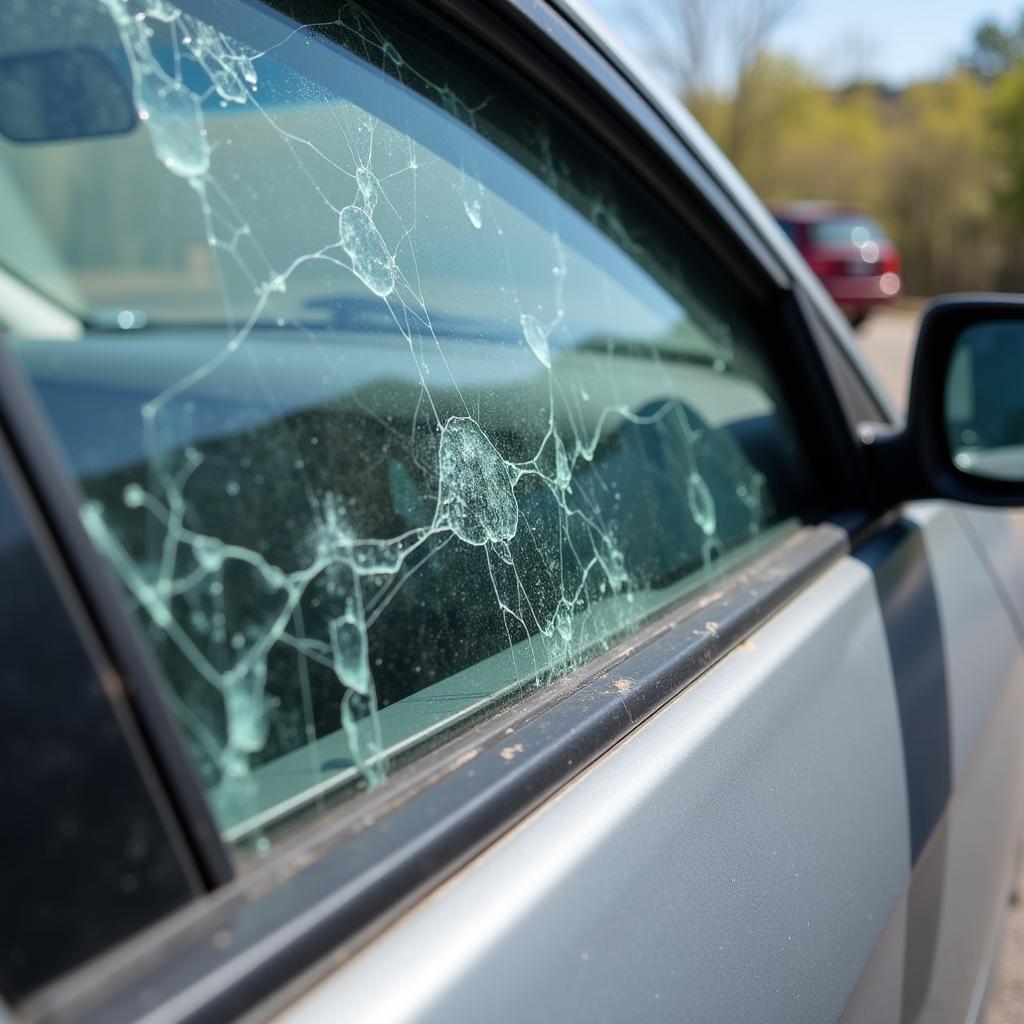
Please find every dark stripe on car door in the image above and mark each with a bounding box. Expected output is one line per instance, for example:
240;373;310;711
855;517;951;863
855;517;952;1023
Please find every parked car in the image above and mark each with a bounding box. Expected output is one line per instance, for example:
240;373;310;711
774;201;903;325
1;2;1023;1024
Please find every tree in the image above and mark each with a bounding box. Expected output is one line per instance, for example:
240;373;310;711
626;0;797;151
726;0;800;165
632;0;715;101
883;74;1003;293
962;15;1024;82
614;0;1024;295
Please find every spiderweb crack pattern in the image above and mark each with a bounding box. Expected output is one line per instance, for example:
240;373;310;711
74;0;763;833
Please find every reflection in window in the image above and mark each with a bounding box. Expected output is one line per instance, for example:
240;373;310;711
1;0;811;848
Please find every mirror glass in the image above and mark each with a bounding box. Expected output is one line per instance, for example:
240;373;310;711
945;319;1024;481
0;49;135;144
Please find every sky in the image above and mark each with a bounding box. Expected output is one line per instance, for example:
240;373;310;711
586;0;1024;87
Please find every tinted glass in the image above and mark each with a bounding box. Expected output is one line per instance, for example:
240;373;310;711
776;219;799;243
0;442;195;999
946;320;1024;481
809;216;888;246
0;0;813;849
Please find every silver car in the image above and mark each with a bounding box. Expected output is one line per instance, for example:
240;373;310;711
1;1;1023;1023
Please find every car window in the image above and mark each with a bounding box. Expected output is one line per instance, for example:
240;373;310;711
809;216;889;246
776;219;799;244
0;0;815;851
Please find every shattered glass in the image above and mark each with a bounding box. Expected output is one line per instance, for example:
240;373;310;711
0;0;812;848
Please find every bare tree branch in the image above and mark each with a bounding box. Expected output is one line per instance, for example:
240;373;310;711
625;0;797;102
731;0;798;74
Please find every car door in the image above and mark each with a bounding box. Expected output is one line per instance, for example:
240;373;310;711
0;1;1022;1023
839;503;1024;1024
271;503;1023;1024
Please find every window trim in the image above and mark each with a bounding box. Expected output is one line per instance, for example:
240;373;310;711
0;421;201;1002
1;0;882;1018
0;343;233;892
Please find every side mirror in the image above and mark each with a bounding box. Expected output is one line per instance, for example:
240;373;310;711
863;294;1024;508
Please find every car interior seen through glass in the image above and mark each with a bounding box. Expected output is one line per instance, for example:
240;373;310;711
0;0;814;851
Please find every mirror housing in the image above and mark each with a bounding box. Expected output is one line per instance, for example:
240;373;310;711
863;294;1024;508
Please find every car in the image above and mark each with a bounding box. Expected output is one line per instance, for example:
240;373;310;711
773;201;903;326
1;2;1023;1023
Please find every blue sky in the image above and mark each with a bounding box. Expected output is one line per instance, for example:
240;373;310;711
586;0;1024;86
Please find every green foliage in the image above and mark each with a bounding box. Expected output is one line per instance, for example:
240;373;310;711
689;50;1023;295
962;16;1024;82
994;62;1024;218
884;73;1004;293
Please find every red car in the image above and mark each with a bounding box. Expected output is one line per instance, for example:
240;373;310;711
774;202;902;325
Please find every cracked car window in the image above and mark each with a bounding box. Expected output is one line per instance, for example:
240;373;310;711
0;0;814;850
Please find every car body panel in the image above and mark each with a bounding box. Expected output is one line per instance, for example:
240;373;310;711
908;503;1023;782
818;273;900;306
842;502;1024;1023
901;503;1024;1023
922;675;1024;1023
844;655;1024;1024
958;507;1024;631
275;555;912;1023
272;502;1024;1024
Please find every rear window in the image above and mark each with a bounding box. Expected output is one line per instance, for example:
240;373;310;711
809;216;888;246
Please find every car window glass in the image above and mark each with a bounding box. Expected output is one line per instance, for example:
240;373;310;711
0;0;814;851
809;217;888;245
776;220;799;243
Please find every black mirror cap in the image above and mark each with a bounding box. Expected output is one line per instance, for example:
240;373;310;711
862;293;1024;509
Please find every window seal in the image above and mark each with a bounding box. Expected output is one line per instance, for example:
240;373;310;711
0;413;199;1002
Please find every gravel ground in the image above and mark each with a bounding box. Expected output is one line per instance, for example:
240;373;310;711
857;306;1024;1023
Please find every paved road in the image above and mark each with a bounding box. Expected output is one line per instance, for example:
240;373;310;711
857;306;919;409
856;308;1024;1022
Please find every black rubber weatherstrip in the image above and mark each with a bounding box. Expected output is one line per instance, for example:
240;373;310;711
0;342;233;891
26;524;847;1024
0;437;197;1001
